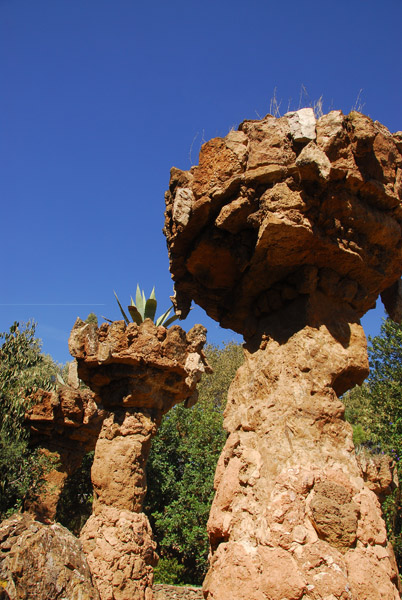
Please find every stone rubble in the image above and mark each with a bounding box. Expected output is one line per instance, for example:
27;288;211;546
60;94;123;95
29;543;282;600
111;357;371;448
153;584;203;600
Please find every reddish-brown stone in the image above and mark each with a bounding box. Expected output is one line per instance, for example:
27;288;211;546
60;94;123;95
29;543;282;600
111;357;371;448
24;385;106;523
164;109;402;600
68;318;210;600
0;512;99;600
164;110;402;338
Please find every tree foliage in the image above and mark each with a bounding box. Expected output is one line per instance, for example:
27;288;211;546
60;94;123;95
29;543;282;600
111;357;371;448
144;342;244;585
0;321;58;440
0;321;61;518
344;318;402;569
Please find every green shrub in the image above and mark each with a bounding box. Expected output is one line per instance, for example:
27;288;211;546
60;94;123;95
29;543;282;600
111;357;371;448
352;423;368;446
145;342;243;584
153;557;186;585
344;318;402;572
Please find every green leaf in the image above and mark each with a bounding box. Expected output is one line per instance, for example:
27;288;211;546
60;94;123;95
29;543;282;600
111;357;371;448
162;313;180;328
155;307;173;327
135;284;145;319
144;297;157;322
101;316;114;323
128;304;143;325
113;291;130;325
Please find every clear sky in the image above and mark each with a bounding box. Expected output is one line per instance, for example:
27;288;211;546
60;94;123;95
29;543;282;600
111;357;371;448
1;0;401;364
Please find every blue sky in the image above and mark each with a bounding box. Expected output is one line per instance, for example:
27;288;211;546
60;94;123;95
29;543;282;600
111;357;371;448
1;0;401;364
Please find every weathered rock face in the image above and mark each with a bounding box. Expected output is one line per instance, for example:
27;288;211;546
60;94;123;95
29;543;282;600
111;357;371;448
164;110;402;600
68;318;209;412
0;512;99;600
153;584;204;600
80;508;157;600
164;109;402;339
357;451;399;502
204;310;400;600
68;318;210;600
24;383;106;523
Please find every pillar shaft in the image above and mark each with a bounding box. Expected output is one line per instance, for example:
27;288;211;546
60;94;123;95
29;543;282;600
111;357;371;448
91;409;159;513
204;303;400;599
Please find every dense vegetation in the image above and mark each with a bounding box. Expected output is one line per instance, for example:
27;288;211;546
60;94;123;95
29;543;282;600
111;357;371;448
0;321;61;518
2;317;402;583
144;342;244;584
343;318;402;567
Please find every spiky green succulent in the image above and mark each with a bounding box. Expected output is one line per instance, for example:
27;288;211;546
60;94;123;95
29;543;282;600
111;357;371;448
105;285;179;328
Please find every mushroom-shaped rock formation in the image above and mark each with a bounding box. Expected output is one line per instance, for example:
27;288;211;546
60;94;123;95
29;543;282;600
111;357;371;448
164;110;402;600
68;318;210;600
165;109;402;340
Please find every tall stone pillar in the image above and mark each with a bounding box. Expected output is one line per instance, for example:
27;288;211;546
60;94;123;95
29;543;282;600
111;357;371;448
204;295;400;599
79;409;160;600
164;109;402;598
69;318;210;600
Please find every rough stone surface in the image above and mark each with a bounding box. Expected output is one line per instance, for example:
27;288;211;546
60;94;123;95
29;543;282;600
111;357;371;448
0;512;99;600
69;319;210;600
153;584;203;600
357;451;399;500
90;410;157;513
286;107;317;142
164;109;402;339
24;383;106;523
164;110;402;600
203;315;401;599
68;319;210;412
80;508;157;600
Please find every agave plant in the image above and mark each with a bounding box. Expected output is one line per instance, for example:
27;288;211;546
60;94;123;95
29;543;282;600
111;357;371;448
104;285;179;328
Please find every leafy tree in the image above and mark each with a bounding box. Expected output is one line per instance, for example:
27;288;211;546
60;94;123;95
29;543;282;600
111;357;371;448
0;321;58;439
365;320;402;458
0;321;61;518
145;342;244;585
344;318;402;569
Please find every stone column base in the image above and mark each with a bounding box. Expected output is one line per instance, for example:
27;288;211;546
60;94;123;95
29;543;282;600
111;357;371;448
80;507;158;600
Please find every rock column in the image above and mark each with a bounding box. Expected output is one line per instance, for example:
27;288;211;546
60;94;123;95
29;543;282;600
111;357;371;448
164;109;402;598
68;318;210;600
204;295;400;599
79;410;159;600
